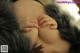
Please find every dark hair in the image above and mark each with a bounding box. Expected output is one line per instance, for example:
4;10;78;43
45;5;80;53
1;0;79;53
0;0;42;53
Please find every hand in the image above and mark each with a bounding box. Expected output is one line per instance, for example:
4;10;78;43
38;15;60;44
21;21;38;32
20;20;39;45
38;15;57;29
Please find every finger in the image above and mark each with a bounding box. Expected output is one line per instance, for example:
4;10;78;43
39;19;57;29
20;22;39;32
21;28;32;32
49;24;57;29
40;19;57;29
22;21;39;28
38;15;48;25
39;17;51;25
26;23;39;28
39;14;53;25
40;19;53;27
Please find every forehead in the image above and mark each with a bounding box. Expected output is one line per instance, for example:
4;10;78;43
13;0;44;18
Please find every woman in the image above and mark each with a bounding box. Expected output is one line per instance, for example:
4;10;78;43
13;0;80;53
0;0;79;53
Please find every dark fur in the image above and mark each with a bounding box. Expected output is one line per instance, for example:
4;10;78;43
45;5;80;53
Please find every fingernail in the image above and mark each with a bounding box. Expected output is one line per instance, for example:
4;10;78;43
49;24;57;29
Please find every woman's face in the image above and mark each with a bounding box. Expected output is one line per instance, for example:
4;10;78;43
13;0;70;53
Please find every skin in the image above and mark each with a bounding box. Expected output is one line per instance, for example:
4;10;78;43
13;0;70;53
39;0;80;30
13;0;43;44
